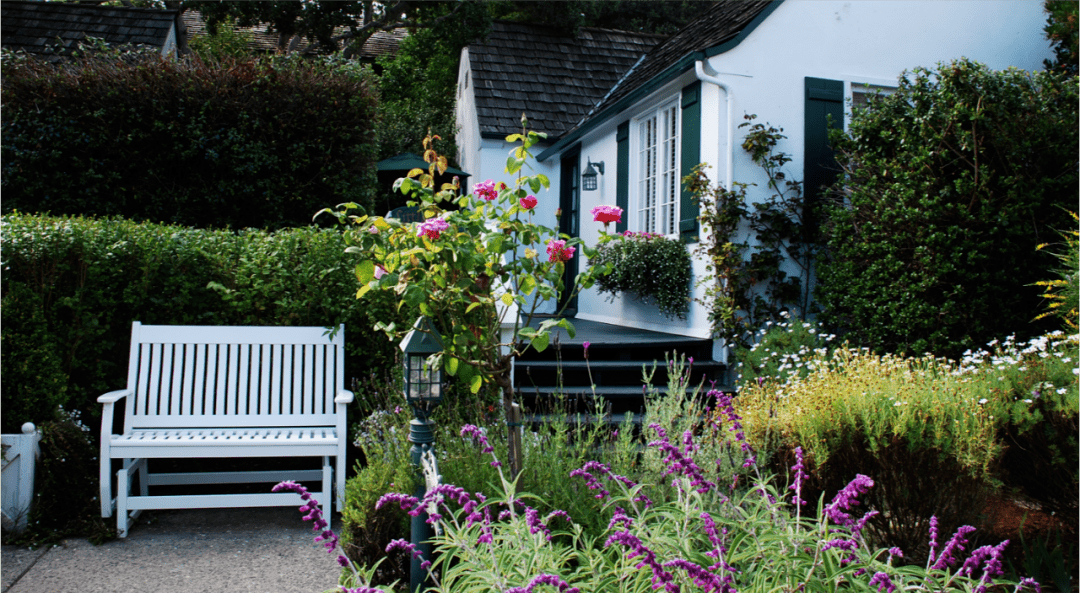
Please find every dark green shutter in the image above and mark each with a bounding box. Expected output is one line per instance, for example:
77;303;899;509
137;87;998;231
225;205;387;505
616;121;629;234
679;81;701;242
804;77;844;235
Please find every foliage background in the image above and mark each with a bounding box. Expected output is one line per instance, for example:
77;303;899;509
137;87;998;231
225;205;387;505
815;59;1078;357
1;51;377;230
0;213;410;433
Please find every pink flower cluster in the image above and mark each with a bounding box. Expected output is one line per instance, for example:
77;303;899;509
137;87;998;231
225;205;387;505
621;230;662;239
591;204;623;224
417;217;450;240
546;239;575;263
475;179;499;201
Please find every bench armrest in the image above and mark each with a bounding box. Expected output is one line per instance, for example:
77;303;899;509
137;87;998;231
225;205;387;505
335;390;354;404
98;389;132;404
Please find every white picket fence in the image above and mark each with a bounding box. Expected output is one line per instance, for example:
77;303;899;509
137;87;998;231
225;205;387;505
1;423;42;534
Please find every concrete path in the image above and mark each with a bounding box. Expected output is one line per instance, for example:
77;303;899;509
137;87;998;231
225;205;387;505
1;507;345;593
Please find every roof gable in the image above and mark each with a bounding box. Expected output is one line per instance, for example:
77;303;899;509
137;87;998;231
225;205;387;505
467;20;666;140
593;1;773;114
538;0;776;160
1;1;177;62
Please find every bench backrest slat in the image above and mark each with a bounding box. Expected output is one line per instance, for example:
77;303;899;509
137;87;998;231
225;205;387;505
123;323;344;430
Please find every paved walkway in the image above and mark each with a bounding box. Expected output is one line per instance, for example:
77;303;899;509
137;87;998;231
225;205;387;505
1;507;344;593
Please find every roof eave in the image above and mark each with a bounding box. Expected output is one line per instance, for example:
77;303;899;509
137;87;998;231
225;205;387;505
536;0;783;162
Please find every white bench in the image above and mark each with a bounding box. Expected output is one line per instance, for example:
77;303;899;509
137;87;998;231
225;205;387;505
99;322;353;537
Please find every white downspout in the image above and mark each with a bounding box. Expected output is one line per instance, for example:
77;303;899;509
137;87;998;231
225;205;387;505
694;60;734;367
694;60;734;192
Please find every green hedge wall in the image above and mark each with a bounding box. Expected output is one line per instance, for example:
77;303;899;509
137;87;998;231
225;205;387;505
0;213;407;433
1;52;377;230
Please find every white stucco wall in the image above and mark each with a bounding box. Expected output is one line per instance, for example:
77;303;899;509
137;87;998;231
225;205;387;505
565;0;1054;350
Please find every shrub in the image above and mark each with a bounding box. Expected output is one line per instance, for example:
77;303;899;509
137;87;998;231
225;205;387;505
1034;211;1079;331
816;58;1079;358
733;312;836;389
0;284;68;433
1;52;377;230
0;213;409;423
590;232;693;320
735;331;1079;560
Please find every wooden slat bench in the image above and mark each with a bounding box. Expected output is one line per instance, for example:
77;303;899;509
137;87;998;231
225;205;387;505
99;322;353;537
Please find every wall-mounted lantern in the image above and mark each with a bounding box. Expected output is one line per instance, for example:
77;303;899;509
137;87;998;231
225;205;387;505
582;158;605;191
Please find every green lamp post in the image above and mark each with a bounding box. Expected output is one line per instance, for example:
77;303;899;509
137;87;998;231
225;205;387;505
399;317;444;593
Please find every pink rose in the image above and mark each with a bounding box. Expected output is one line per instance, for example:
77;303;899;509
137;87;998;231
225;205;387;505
374;264;388;279
591;205;623;225
475;180;498;201
520;195;538;210
546;239;575;263
417;218;450;240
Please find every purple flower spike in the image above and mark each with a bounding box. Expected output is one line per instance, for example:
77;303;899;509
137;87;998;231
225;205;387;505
1014;577;1042;593
868;571;897;593
823;474;874;527
790;447;808;507
505;573;581;593
928;516;940;565
273;481;339;554
931;525;978;570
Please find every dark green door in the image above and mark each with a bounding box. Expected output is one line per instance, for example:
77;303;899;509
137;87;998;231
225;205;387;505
558;150;581;316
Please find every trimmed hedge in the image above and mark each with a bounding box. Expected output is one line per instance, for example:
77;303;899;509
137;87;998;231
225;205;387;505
1;52;378;230
0;212;408;433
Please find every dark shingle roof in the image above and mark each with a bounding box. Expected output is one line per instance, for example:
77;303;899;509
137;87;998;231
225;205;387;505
537;1;775;159
591;1;773;115
1;1;177;61
468;21;667;140
181;11;406;59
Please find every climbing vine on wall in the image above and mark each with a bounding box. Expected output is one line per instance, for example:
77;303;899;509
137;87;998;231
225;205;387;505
687;115;816;348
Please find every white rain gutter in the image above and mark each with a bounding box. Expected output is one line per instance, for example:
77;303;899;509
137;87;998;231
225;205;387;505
694;60;734;192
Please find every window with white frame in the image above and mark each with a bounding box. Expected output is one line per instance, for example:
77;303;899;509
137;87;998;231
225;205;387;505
847;82;896;128
635;100;679;235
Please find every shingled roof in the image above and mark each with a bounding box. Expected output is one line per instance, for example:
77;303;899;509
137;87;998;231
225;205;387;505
467;21;667;140
181;11;406;59
592;1;773;115
1;1;177;62
538;1;777;160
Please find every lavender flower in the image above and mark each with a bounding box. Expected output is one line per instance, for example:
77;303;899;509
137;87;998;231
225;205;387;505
868;571;897;593
272;481;338;554
823;474;874;528
604;530;678;592
789;446;808;508
928;516;940;565
931;525;977;570
505;573;581;593
1014;577;1043;593
461;424;501;467
647;424;716;494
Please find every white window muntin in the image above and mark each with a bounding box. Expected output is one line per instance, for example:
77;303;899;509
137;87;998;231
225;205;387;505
635;99;679;236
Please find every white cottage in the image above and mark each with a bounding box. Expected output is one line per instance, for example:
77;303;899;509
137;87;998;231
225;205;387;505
457;0;1053;367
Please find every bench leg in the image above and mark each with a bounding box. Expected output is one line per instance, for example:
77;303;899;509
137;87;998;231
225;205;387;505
100;456;114;519
322;456;332;522
117;467;130;537
116;460;146;538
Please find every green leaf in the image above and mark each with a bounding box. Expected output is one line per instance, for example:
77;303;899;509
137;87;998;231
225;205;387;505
531;331;550;352
465;301;482;314
520;275;537;296
469;373;483;394
536;173;550;188
355;260;375;283
356;284;371;299
446;356;459;376
500;292;515;307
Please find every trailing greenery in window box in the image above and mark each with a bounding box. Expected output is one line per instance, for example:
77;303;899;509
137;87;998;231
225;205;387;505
590;232;692;320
